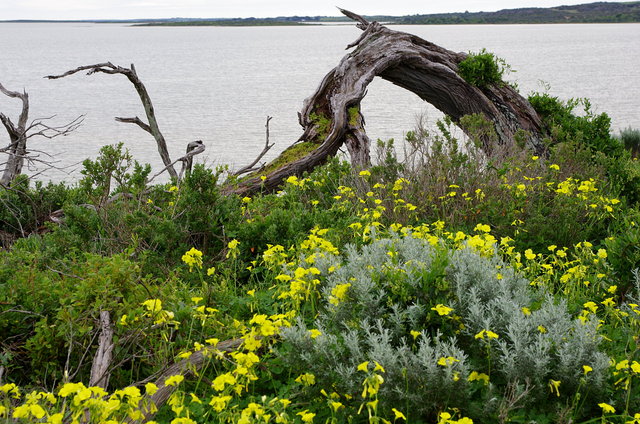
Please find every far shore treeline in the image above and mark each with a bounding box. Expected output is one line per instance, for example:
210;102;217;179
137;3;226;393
3;1;639;25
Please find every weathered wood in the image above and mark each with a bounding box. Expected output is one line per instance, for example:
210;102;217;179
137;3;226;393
89;311;114;389
126;338;244;423
229;9;543;196
46;63;179;179
234;116;275;177
0;83;29;186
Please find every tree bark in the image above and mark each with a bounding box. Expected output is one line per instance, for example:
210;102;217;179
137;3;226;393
46;63;179;179
126;338;244;423
229;9;543;196
0;83;29;186
89;311;115;389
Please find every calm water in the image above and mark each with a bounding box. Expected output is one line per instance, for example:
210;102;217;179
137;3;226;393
1;22;639;182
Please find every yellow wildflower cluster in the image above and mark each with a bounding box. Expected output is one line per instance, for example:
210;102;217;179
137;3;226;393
181;247;203;271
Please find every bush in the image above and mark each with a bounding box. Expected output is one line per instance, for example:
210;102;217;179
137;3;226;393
617;127;640;158
279;233;609;422
458;48;510;88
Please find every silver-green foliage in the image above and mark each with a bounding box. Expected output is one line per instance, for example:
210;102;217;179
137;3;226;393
279;233;609;418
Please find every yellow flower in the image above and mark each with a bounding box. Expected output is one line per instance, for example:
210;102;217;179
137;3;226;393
521;307;531;316
359;170;371;177
145;382;159;395
474;223;491;233
58;382;84;397
209;395;232;412
329;283;351;306
228;239;239;250
549;164;560;170
48;413;63;424
164;375;184;387
475;329;499;339
410;330;421;340
309;329;322;339
392;408;407;420
468;371;490;385
297;410;316;422
357;361;370;372
548;379;561;397
437;356;459;367
295;373;316;386
330;401;343;412
598;402;615;414
538;325;547;333
207;267;216;276
431;304;453;316
524;249;536;260
181;247;203;270
583;301;598;313
142;299;163;313
212;373;236;391
583;365;593;375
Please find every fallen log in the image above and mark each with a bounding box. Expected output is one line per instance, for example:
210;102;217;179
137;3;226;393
229;9;544;196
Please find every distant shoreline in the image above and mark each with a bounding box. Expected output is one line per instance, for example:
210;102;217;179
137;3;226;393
2;1;639;26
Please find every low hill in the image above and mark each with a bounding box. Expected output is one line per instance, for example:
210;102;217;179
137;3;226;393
394;1;640;24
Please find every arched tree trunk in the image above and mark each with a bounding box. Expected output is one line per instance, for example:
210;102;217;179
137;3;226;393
230;9;543;196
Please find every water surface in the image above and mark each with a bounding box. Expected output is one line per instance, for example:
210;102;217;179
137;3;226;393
0;23;638;182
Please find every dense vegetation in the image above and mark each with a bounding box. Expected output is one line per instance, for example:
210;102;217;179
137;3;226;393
129;1;640;26
394;1;640;25
2;91;640;423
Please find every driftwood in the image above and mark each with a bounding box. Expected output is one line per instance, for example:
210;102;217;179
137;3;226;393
229;9;544;196
125;338;244;423
88;311;115;389
46;63;180;179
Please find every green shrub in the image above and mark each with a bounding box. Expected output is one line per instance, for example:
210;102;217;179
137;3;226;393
0;176;76;247
528;94;622;158
458;48;510;88
617;127;640;158
280;234;609;422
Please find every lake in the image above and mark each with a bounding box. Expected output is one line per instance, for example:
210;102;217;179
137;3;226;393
1;22;639;182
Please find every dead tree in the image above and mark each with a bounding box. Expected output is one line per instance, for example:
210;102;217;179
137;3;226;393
1;83;83;186
229;9;544;196
0;84;29;186
46;63;189;180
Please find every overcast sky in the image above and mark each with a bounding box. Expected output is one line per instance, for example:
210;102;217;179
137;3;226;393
1;0;593;20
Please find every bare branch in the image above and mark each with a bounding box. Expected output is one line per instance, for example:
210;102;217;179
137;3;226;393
46;63;178;178
338;8;370;28
26;115;85;140
147;140;205;184
115;116;151;134
234;116;275;177
45;62;122;80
